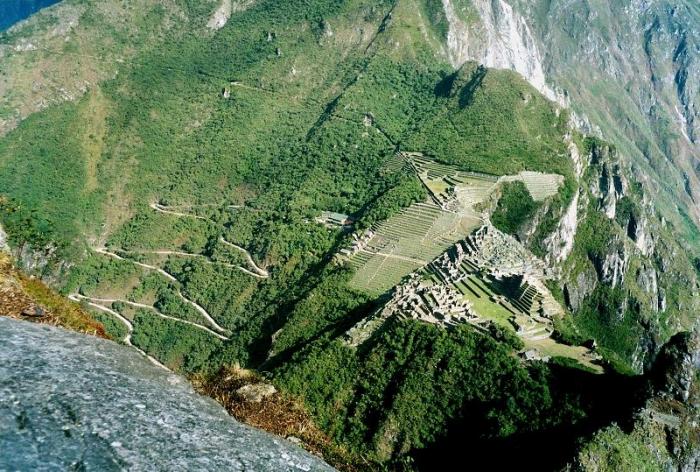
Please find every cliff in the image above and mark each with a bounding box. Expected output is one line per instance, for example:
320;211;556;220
0;317;334;471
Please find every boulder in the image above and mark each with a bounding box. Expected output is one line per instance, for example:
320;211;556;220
237;383;278;403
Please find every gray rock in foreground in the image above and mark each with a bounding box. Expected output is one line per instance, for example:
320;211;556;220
0;317;335;471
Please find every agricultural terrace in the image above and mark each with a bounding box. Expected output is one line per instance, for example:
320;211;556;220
343;152;564;295
423;232;601;372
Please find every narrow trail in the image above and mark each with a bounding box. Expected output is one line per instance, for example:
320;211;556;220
71;294;229;341
230;81;275;94
88;200;268;336
94;248;228;334
95;248;177;282
68;294;170;371
146;204;269;279
219;237;269;277
123;249;266;279
149;203;243;210
150;202;206;220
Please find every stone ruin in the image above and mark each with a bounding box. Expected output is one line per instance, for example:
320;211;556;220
316;211;353;230
392;274;478;327
429;224;563;320
438;188;461;212
461;225;550;278
339;229;374;257
344;274;481;346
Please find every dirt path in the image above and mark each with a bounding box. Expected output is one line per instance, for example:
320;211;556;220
148;203;243;210
94;248;228;333
72;294;229;341
230;81;275;94
146;204;269;279
68;294;170;371
124;249;265;279
95;248;178;282
150;202;206;220
219;237;269;277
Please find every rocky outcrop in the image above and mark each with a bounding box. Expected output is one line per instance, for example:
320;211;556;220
0;224;8;253
236;383;277;403
573;331;700;471
441;0;555;100
648;331;700;471
563;268;597;313
637;264;661;313
587;144;625;221
543;191;579;266
630;211;655;257
599;241;629;289
206;0;232;30
0;318;334;471
651;331;700;403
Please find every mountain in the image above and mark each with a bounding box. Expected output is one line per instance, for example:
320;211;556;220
0;0;699;470
438;0;700;243
575;331;700;471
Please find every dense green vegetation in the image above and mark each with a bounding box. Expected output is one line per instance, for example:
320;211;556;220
277;320;569;459
491;181;539;235
406;63;573;179
131;311;223;372
358;174;427;228
276;318;641;468
575;423;667;471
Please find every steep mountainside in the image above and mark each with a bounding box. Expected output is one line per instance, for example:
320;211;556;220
575;331;700;471
438;0;700;244
1;0;699;469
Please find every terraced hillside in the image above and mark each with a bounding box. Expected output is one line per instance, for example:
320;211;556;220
342;152;563;294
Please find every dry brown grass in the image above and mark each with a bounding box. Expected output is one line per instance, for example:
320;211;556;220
192;365;369;472
0;252;107;337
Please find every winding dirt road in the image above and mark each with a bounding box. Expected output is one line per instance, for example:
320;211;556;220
84;200;269;340
219;237;269;278
150;202;206;220
71;294;229;341
147;203;269;279
94;248;228;333
68;294;170;371
123;249;265;279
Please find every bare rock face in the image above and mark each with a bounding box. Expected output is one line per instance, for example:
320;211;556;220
543;190;580;266
564;268;597;313
0;224;8;253
206;0;232;31
652;331;700;403
441;0;554;100
0;318;334;471
637;264;661;312
599;242;629;289
236;383;278;403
